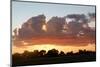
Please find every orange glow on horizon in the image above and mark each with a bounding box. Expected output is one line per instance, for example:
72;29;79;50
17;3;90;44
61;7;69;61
12;43;95;54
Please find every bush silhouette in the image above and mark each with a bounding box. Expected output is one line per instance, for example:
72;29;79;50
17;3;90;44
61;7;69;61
46;49;59;57
12;49;96;66
59;51;65;56
39;50;46;56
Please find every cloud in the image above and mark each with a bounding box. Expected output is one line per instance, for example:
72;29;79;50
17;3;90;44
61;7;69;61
66;14;88;23
46;16;65;34
67;21;83;36
17;14;46;38
66;13;96;37
30;14;46;32
14;15;66;39
66;14;86;36
13;14;96;39
88;13;96;28
13;14;96;47
88;13;96;19
13;37;95;47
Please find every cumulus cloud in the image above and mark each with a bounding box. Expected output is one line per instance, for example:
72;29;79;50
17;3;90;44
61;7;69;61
46;16;65;34
16;14;46;38
88;13;96;28
13;14;96;47
67;21;83;36
66;14;88;23
88;13;96;19
66;13;96;37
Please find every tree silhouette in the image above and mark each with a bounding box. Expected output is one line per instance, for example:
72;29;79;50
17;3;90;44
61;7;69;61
67;51;74;56
59;51;65;56
13;53;22;60
46;49;59;57
12;49;96;66
39;50;46;56
32;50;39;57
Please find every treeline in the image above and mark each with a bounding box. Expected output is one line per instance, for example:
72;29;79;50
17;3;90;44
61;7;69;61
12;49;96;66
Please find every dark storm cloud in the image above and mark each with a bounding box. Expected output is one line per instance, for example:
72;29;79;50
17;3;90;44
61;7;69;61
85;13;96;37
13;14;95;47
88;13;96;18
67;21;84;36
17;14;46;38
15;15;66;39
65;13;96;37
66;14;88;23
46;16;66;34
31;15;46;32
13;14;96;38
88;13;96;28
66;14;88;36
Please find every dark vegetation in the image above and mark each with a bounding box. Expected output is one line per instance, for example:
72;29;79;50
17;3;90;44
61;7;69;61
12;49;96;66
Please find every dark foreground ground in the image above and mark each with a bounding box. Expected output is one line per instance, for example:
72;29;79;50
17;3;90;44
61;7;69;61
12;50;96;67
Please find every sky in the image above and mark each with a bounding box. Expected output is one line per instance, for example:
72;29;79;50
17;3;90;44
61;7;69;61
12;43;95;54
12;1;96;54
12;1;95;30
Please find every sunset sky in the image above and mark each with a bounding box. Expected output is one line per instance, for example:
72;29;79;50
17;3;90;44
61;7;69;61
12;1;96;54
12;1;95;30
